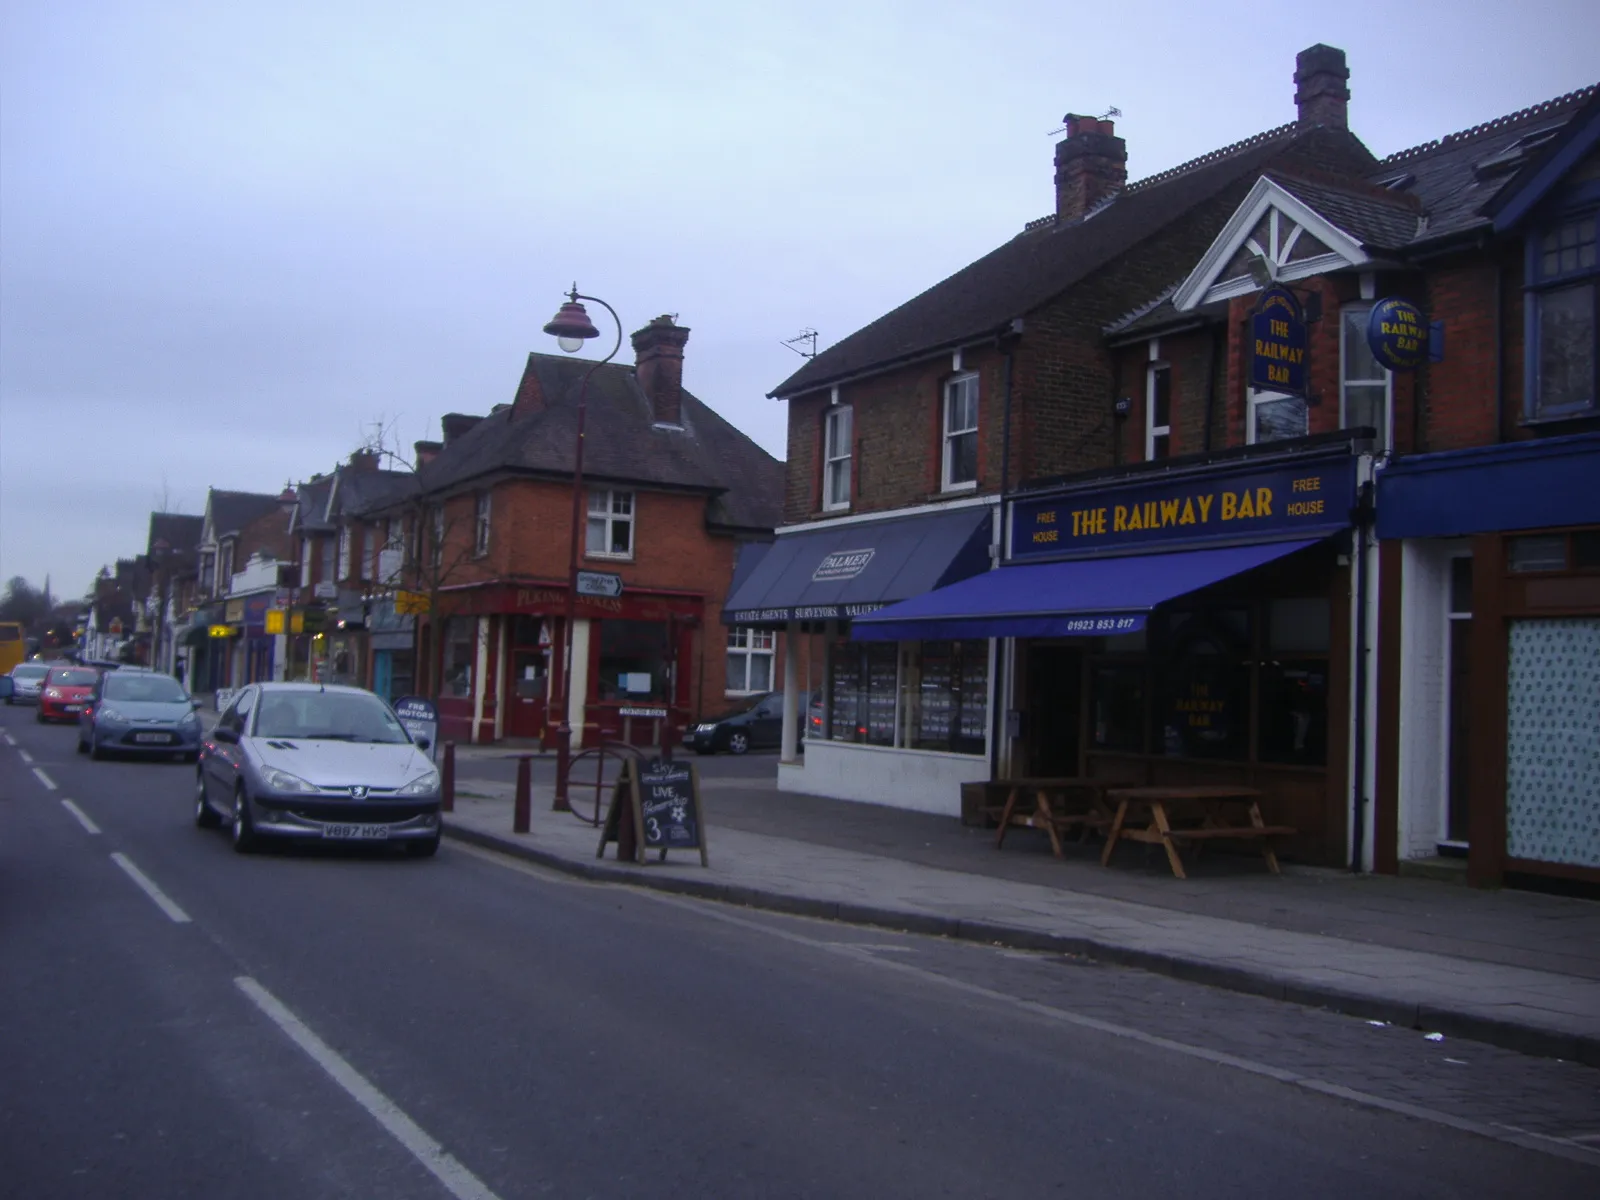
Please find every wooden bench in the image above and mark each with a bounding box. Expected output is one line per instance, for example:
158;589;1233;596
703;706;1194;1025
991;778;1123;859
1101;785;1295;879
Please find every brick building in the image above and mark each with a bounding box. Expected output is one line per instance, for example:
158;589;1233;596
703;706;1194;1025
766;43;1599;881
185;489;297;694
736;45;1381;821
365;315;784;746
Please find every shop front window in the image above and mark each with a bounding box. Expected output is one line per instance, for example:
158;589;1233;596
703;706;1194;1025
1090;662;1146;752
820;639;987;754
598;619;667;702
441;619;476;699
827;641;897;746
1153;609;1251;760
906;641;987;754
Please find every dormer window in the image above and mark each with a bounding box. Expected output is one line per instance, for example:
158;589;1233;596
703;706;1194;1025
218;542;234;594
942;374;979;490
1528;213;1597;420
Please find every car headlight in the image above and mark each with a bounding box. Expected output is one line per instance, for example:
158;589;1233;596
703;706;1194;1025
697;723;717;732
98;705;127;722
262;767;317;794
179;710;200;727
397;770;439;797
44;688;61;699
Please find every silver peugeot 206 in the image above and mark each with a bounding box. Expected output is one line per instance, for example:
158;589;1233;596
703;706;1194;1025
195;682;441;857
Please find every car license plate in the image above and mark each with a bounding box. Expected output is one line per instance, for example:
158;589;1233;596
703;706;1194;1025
322;824;390;840
65;704;82;713
134;732;171;743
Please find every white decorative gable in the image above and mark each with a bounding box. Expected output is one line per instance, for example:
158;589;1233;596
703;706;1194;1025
1173;177;1371;311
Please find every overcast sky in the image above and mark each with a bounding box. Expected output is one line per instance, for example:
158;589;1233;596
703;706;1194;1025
2;0;1595;598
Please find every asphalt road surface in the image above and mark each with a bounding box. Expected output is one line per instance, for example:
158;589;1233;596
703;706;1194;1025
3;703;1597;1199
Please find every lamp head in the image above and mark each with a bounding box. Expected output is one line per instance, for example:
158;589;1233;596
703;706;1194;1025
543;291;601;353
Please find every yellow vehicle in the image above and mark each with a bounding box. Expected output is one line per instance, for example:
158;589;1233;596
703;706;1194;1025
0;621;25;676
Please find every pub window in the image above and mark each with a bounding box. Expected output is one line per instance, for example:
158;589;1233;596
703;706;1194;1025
827;640;896;746
823;405;853;511
1258;599;1331;766
441;618;476;699
1341;305;1390;453
904;640;987;754
586;490;634;558
1248;390;1308;444
1146;364;1171;460
1528;213;1597;419
726;627;775;695
942;375;979;490
1509;533;1569;572
1152;609;1251;760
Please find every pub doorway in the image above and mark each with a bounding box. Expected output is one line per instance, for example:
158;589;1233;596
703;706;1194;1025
504;615;551;744
1025;644;1082;777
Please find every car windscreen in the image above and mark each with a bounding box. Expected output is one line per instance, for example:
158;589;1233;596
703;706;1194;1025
104;674;189;703
12;665;48;680
252;691;411;743
49;669;99;687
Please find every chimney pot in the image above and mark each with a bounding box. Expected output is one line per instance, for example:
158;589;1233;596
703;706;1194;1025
1295;44;1350;129
631;315;691;426
1054;114;1127;223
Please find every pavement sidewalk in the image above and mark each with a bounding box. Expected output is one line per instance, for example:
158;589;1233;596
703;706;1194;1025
441;769;1600;1069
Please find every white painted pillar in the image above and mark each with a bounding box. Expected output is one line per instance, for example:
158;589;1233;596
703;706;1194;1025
492;616;507;741
568;618;592;749
273;633;287;681
780;621;800;763
471;615;489;743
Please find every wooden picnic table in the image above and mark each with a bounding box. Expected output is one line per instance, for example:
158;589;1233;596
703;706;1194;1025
992;777;1123;859
1100;784;1295;879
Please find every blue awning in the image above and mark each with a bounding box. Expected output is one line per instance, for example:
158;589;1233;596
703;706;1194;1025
1377;432;1600;540
723;506;994;625
851;539;1322;641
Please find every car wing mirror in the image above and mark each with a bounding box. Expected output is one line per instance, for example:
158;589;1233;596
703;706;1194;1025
413;735;431;751
191;699;202;709
212;727;238;744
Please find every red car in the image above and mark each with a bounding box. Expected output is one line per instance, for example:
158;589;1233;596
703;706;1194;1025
39;665;100;723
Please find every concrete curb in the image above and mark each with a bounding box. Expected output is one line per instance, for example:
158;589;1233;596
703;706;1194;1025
442;823;1600;1069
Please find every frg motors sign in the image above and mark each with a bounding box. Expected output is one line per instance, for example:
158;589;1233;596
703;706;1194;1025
812;548;875;582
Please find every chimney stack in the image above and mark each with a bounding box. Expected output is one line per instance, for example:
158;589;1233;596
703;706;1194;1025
441;413;483;445
348;449;380;473
1295;44;1350;129
1054;114;1127;223
631;315;690;426
414;440;442;468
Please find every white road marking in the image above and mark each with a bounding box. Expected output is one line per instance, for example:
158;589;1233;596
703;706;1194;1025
3;732;15;746
18;748;33;764
61;799;101;835
32;767;57;791
234;977;504;1200
109;852;191;923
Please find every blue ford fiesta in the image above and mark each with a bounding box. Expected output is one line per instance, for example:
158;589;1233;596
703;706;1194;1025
79;668;203;762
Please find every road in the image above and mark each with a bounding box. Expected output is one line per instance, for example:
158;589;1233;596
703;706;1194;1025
2;703;1597;1199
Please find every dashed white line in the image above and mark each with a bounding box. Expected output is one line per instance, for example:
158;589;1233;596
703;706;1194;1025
234;977;503;1200
32;767;57;791
109;852;191;923
61;799;101;835
3;732;15;746
17;748;34;764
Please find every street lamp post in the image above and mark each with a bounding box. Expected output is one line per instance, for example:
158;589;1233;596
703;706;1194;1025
542;285;622;811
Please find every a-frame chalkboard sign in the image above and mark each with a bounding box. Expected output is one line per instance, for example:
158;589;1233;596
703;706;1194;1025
597;756;709;866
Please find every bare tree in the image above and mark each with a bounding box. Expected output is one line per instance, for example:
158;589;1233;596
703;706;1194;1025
358;415;483;700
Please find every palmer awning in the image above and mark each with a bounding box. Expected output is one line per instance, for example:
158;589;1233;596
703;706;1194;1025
722;506;994;625
851;538;1322;641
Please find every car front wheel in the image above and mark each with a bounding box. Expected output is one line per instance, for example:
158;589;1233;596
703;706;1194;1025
90;729;107;760
728;730;750;755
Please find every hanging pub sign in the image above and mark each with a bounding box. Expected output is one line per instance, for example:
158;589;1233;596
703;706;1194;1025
1249;286;1308;396
1366;297;1428;371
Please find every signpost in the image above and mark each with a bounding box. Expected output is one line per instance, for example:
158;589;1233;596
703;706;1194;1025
598;755;707;866
392;695;439;760
575;569;624;599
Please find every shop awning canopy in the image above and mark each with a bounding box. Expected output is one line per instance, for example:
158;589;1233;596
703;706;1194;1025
851;538;1322;641
723;506;994;625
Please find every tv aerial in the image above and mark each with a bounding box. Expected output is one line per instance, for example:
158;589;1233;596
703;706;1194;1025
1049;106;1121;136
781;328;818;359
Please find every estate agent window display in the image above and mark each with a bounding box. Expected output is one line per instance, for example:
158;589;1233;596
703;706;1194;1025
825;637;988;756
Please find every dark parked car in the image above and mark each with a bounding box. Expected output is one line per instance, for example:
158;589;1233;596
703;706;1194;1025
682;692;797;755
80;667;202;761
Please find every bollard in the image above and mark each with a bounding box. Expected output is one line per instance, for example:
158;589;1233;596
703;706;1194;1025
441;740;456;812
513;754;532;834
